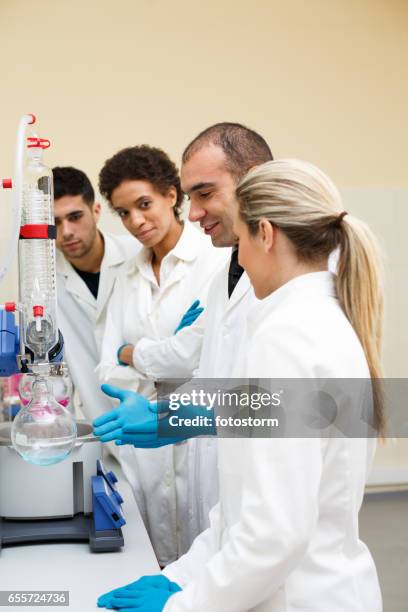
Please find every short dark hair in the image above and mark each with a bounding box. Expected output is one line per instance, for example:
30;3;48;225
99;146;184;219
52;166;95;205
182;122;273;179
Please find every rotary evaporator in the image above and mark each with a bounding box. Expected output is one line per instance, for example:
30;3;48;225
0;115;125;551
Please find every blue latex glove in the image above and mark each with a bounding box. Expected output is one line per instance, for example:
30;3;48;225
97;575;180;609
93;384;216;447
110;584;181;610
118;400;216;447
174;299;204;334
93;384;153;442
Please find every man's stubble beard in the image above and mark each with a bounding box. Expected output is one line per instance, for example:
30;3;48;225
65;225;98;262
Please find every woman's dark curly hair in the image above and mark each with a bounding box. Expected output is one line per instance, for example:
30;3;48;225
99;145;184;219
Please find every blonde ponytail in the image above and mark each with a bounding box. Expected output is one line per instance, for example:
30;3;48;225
336;217;385;434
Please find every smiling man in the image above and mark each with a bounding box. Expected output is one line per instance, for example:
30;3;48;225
53;166;139;420
183;126;272;243
171;123;274;533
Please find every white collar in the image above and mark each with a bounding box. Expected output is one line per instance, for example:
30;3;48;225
127;220;200;276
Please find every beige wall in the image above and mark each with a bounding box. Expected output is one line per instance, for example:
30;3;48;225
0;0;407;187
0;0;407;480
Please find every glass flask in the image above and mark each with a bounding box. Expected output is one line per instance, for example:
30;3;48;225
11;376;77;466
18;372;73;413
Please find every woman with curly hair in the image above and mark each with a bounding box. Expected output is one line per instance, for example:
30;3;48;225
96;145;228;568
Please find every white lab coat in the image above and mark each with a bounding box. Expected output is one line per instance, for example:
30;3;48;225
183;263;255;543
97;221;229;566
124;258;255;545
56;231;139;420
163;272;382;612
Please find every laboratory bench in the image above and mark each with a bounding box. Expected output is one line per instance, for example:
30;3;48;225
0;457;160;611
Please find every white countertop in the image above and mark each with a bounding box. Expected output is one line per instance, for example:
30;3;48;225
0;458;160;611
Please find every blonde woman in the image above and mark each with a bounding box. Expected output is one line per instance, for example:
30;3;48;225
98;159;383;612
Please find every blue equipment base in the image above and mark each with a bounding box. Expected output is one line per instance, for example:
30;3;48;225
0;514;124;552
0;462;126;553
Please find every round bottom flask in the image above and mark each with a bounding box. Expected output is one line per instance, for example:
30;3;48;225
11;376;77;466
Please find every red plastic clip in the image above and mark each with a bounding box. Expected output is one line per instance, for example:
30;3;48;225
2;178;12;189
33;305;44;317
20;224;54;239
5;302;16;312
27;137;51;149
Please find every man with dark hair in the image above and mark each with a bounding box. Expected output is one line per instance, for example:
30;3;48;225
168;121;273;541
53;166;139;421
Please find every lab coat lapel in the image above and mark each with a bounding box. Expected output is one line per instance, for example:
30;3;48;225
160;260;188;294
158;221;202;295
224;269;252;314
57;251;96;310
96;233;128;321
96;263;117;321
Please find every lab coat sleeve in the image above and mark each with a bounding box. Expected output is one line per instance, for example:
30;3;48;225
162;503;221;586
132;309;207;380
164;438;322;612
96;278;146;391
132;252;229;380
